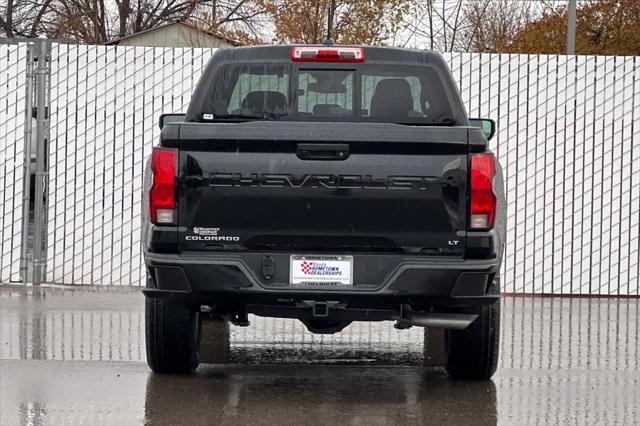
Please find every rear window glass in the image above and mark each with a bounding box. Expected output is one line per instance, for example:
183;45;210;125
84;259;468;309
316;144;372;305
297;70;354;116
204;63;454;124
226;65;289;115
362;75;422;115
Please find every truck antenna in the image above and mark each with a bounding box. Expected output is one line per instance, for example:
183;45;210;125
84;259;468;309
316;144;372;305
322;0;336;46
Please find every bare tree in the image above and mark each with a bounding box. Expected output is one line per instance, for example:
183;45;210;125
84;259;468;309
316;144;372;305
49;0;109;43
397;0;541;53
1;0;269;44
399;0;473;52
462;0;534;52
0;0;18;37
1;0;54;37
191;0;270;43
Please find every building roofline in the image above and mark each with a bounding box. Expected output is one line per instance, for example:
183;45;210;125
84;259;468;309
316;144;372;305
104;21;241;46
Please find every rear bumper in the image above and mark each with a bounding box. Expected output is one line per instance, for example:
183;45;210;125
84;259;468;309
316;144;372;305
143;251;500;306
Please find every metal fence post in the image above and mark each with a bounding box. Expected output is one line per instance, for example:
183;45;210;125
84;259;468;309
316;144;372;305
567;0;577;54
19;42;35;283
31;38;51;286
41;43;52;281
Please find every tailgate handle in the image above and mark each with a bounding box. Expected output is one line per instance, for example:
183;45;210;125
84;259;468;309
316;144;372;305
296;143;350;161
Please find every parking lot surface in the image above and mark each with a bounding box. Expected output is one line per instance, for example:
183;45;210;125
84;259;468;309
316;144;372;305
1;285;638;425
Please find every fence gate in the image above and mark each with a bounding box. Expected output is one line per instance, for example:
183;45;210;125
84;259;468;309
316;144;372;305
1;41;638;295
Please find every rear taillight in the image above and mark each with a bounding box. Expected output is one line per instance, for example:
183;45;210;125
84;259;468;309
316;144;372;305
149;147;176;224
291;46;364;62
469;153;497;230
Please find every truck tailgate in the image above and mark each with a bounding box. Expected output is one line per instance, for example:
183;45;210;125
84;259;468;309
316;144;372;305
170;122;470;256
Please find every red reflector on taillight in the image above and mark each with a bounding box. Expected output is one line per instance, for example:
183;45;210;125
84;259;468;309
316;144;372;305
149;148;176;224
291;46;364;62
470;153;497;230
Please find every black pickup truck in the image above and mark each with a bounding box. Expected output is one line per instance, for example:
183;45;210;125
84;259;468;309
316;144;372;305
142;45;505;380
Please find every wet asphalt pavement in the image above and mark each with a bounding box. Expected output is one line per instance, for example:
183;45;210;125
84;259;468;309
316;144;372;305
0;285;638;425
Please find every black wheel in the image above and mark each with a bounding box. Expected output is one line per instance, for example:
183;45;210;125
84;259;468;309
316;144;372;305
444;276;500;380
145;297;201;374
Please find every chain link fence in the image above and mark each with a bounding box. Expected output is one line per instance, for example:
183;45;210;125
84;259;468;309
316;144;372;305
47;44;213;286
1;42;638;294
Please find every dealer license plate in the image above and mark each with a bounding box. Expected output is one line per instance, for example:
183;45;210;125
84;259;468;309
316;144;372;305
289;255;353;286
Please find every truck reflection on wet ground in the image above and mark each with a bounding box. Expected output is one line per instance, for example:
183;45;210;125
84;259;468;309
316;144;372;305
0;286;638;425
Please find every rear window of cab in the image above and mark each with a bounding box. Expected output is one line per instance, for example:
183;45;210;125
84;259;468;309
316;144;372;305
204;63;456;125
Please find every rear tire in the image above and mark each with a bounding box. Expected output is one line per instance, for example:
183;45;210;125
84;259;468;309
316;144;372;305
444;276;500;380
145;297;201;374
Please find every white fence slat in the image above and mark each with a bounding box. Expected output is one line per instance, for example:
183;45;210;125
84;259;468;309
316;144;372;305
0;43;26;283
